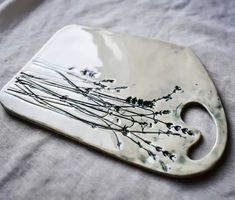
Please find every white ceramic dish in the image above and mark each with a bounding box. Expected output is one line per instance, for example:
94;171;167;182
0;25;227;177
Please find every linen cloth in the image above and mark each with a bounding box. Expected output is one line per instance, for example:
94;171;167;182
0;0;234;199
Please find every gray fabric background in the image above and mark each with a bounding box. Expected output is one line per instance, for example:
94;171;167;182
0;0;234;199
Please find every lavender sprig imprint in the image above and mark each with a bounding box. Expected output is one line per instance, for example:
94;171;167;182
6;61;194;172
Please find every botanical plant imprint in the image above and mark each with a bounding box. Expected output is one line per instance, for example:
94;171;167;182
5;60;195;172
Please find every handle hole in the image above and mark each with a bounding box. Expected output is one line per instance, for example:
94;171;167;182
180;102;216;160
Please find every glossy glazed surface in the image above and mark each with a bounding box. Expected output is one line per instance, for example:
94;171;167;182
0;25;227;177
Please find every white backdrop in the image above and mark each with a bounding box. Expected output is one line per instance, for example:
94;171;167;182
0;0;234;199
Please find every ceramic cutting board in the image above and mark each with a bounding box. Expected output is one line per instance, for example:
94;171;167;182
0;25;227;177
